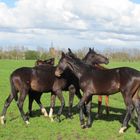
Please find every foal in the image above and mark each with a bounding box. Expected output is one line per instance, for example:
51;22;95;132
0;64;66;124
35;58;55;66
28;58;55;118
28;58;82;120
82;49;109;117
55;52;140;133
30;50;109;119
68;48;110;117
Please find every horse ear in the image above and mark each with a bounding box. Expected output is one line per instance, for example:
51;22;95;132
68;48;72;53
89;48;92;52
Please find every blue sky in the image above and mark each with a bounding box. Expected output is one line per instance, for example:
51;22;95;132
0;0;16;7
131;0;140;3
0;0;140;51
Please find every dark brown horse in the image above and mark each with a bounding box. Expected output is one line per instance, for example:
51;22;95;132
55;52;140;133
0;64;66;124
68;48;109;117
1;62;85;124
35;58;55;66
83;49;109;117
0;49;109;125
30;58;82;120
29;49;109;119
28;58;55;118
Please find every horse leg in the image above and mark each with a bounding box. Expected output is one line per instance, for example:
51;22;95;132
78;93;91;128
28;94;34;117
105;95;109;115
49;93;56;122
75;89;87;117
96;96;102;118
85;95;92;128
17;90;29;124
68;85;75;118
1;94;15;124
34;93;48;117
133;99;140;133
119;96;134;134
55;90;65;122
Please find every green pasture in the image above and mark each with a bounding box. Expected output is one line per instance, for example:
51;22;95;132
0;59;140;140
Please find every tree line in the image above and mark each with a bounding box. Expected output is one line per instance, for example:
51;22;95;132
0;46;140;61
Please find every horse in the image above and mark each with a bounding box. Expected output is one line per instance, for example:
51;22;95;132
29;49;109;119
29;58;82;120
82;49;110;117
28;58;55;118
35;58;55;66
68;48;110;117
1;56;89;124
0;47;109;125
0;64;67;125
55;52;140;133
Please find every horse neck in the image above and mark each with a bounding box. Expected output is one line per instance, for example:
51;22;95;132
82;55;95;66
68;60;89;79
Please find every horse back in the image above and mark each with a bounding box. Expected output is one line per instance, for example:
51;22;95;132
80;68;120;95
80;67;140;95
30;65;56;92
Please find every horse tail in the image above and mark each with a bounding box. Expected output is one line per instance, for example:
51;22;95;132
10;75;18;101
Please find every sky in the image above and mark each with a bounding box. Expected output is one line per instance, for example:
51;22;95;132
0;0;140;51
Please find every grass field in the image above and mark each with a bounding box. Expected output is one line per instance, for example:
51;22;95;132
0;59;140;140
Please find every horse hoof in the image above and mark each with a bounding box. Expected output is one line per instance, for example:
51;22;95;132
119;126;127;134
85;124;91;128
0;116;5;125
44;113;48;117
41;108;48;117
106;112;109;116
136;129;140;133
25;120;30;125
81;124;86;129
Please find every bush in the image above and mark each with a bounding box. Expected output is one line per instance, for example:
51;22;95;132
25;50;40;60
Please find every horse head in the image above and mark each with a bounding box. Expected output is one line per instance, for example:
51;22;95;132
35;58;55;66
55;52;76;77
83;48;109;65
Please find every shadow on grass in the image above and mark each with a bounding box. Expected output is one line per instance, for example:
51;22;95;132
29;102;126;124
92;102;125;123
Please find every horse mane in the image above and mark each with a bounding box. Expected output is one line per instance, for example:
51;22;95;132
66;53;93;71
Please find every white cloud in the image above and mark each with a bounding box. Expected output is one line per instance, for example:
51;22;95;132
0;0;140;50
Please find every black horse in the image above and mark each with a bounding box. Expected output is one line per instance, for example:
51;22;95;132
0;49;109;125
67;48;109;117
55;52;140;133
35;58;55;66
29;49;109;119
31;59;82;120
0;64;65;124
28;58;55;118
